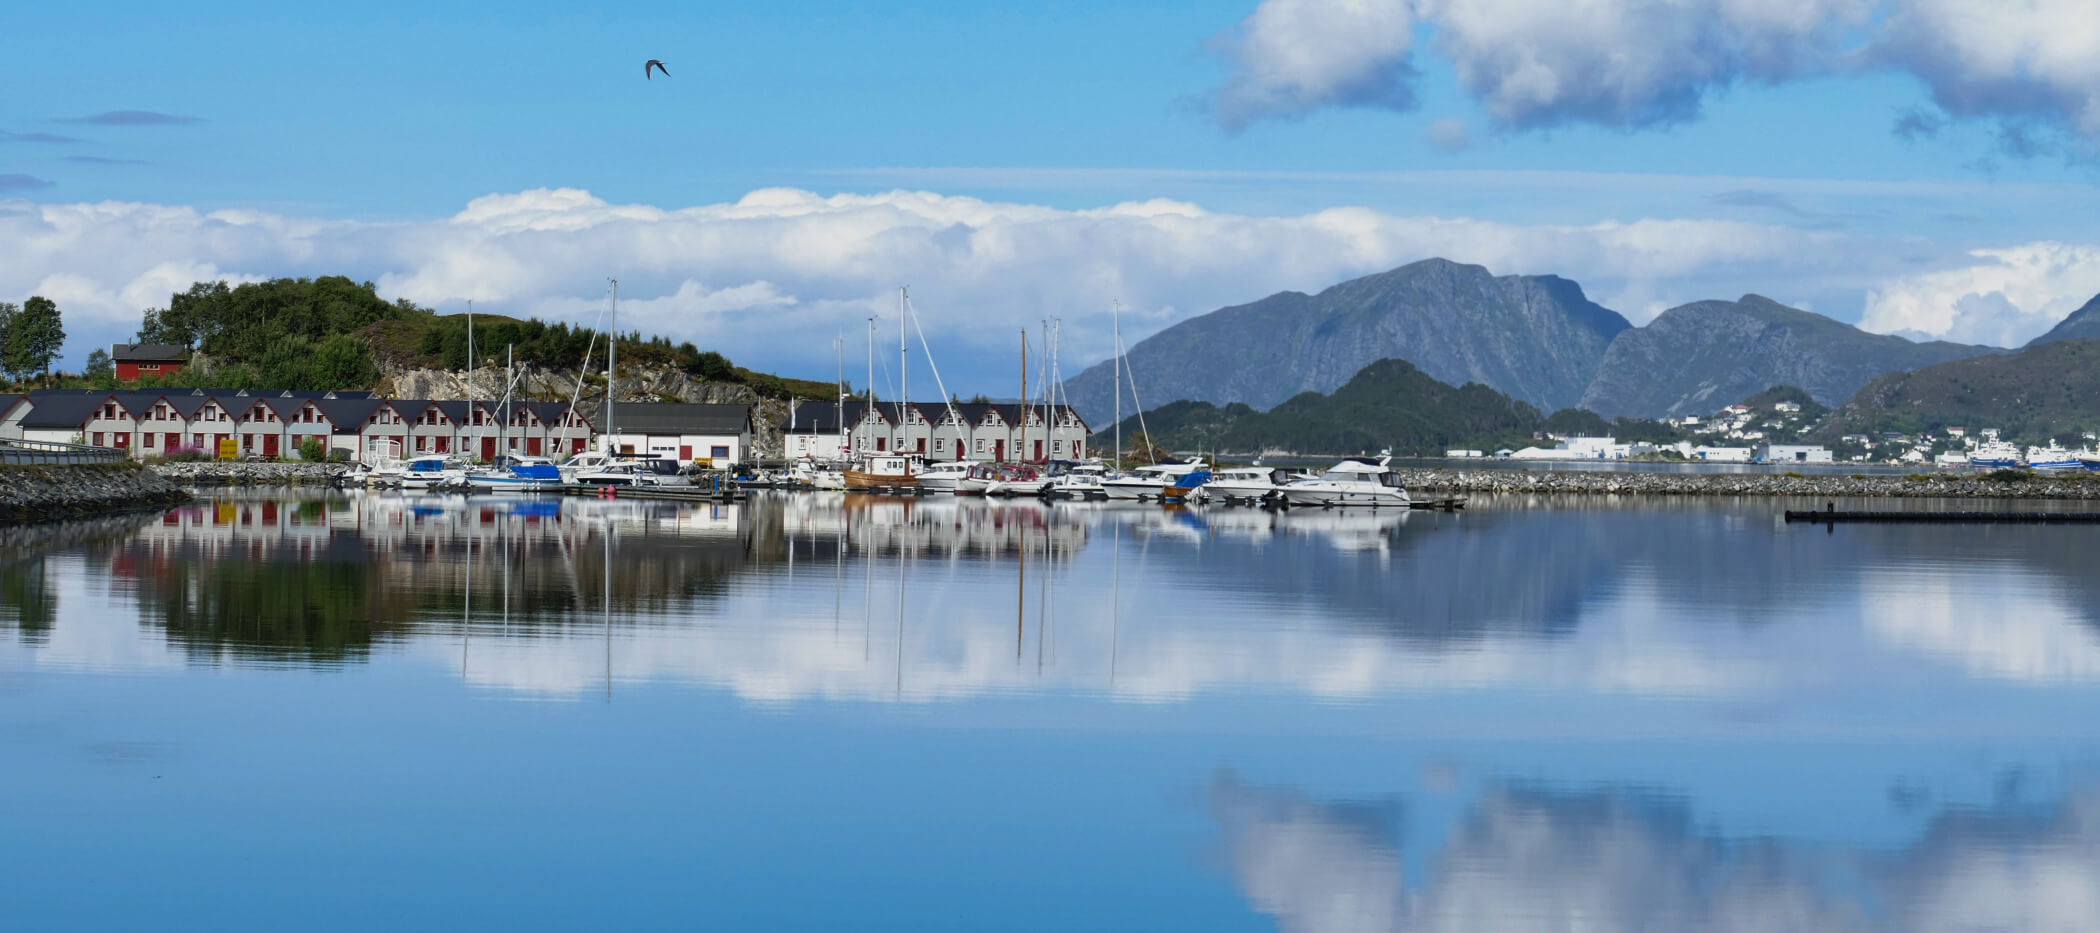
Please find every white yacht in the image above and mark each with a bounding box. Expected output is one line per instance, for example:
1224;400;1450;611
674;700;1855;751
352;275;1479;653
559;451;616;484
399;455;468;490
1200;467;1302;504
916;460;978;493
1279;458;1412;508
575;458;692;488
1101;462;1204;501
1044;463;1110;499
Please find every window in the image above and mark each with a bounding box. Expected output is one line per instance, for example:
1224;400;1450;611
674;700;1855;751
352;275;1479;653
92;432;104;446
934;437;945;451
144;433;156;448
711;445;729;458
191;434;202;447
877;437;887;451
975;438;985;452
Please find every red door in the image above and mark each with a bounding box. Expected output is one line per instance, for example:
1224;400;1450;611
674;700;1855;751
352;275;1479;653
1033;440;1042;461
528;437;543;456
166;433;180;451
993;440;1004;461
263;434;279;457
679;445;692;461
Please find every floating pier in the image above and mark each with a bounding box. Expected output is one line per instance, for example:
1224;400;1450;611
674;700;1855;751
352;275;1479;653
1784;509;2100;524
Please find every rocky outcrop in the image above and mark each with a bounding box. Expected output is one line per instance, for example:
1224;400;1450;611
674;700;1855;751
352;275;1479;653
0;462;190;524
2026;293;2100;347
377;362;794;459
150;461;352;486
1062;258;1631;423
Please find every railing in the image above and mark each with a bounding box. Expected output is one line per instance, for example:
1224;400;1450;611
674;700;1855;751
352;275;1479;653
0;437;129;465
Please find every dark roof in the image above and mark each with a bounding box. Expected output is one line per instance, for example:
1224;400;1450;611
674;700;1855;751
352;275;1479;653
110;343;188;362
0;394;25;416
314;398;387;428
608;402;751;436
780;401;1086;432
432;401;473;423
19;394;104;429
528;401;584;428
163;395;210;418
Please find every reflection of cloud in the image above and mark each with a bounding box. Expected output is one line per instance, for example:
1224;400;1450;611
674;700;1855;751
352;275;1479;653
1862;569;2100;682
1213;775;2100;932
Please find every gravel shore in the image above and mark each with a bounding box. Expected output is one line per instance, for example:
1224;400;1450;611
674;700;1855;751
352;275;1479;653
1395;467;2100;500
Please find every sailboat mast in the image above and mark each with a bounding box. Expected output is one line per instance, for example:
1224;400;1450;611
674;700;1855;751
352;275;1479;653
1019;330;1028;464
865;316;876;459
605;278;617;455
836;335;845;458
1112;301;1121;469
899;287;908;450
466;299;475;461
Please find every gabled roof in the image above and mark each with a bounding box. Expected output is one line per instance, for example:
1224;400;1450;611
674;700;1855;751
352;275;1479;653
0;394;27;418
432;400;473;424
163;395;211;418
19;394;105;429
314;397;387;429
110;343;188;362
527;401;584;428
608;402;752;436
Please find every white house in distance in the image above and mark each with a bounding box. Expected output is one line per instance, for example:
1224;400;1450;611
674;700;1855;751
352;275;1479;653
598;403;755;466
1756;444;1834;464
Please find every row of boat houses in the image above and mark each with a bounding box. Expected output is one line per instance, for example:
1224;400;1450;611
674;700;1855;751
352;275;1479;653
0;388;758;464
780;401;1091;463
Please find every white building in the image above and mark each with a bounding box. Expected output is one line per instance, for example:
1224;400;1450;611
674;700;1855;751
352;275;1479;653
599;402;754;466
1693;446;1754;462
1756;444;1834;464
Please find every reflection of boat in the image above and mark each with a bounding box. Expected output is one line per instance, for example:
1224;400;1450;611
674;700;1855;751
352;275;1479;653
845;455;920;489
1280;457;1411;508
1102;461;1203;500
916;460;978;492
1278;508;1411;552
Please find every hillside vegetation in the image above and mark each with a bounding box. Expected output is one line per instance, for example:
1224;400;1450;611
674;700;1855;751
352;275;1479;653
125;276;830;398
1812;339;2100;444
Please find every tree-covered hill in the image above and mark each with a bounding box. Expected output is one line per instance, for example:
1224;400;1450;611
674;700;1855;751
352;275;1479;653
1811;339;2100;445
127;276;829;397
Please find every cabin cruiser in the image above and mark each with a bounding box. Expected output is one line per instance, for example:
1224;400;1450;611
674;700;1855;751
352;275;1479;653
916;460;979;493
399;455;469;490
955;463;1001;496
1101;461;1205;501
460;456;565;493
1158;470;1212;503
575;457;692;487
986;466;1050;497
1279;457;1412;508
845;455;920;490
559;451;617;484
1044;462;1110;499
1201;467;1303;504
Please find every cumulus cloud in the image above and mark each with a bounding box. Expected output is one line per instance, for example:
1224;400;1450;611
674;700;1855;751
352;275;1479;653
1207;0;2100;149
1211;0;1420;128
1861;242;2100;345
2;184;1897;382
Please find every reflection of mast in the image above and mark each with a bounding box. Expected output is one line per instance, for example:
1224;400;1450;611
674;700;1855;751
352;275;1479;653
1110;519;1120;686
603;513;612;702
1017;520;1026;661
895;536;906;698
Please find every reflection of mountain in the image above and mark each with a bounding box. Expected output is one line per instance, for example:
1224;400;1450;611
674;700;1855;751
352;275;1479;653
1212;774;2100;932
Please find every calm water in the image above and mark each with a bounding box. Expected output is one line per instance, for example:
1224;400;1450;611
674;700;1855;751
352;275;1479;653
4;490;2099;931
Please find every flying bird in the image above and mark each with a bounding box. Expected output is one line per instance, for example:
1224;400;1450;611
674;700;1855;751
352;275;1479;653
645;59;669;80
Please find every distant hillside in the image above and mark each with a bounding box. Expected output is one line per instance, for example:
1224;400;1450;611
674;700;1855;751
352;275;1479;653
1063;258;1631;424
2026;293;2100;347
1735;385;1830;419
1811;338;2100;444
1577;295;1998;418
1092;358;1548;456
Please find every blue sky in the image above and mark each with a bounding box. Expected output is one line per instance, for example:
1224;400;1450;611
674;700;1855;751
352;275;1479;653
6;0;2100;389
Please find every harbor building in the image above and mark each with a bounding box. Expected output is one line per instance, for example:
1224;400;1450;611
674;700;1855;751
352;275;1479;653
1756;444;1834;464
780;401;1089;463
109;343;190;382
599;403;755;466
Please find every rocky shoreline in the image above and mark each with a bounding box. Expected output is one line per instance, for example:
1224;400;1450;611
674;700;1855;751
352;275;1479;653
0;462;192;525
1395;467;2100;500
149;461;353;486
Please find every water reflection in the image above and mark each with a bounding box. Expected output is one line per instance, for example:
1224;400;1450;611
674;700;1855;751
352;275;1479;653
1212;773;2100;932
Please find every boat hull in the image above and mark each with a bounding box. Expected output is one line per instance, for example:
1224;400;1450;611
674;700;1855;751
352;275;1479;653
1204;481;1280;502
1102;480;1165;500
845;470;917;489
1281;486;1411;508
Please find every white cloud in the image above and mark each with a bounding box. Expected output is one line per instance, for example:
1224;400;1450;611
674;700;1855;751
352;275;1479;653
1860;242;2100;345
1211;0;1421;129
1425;117;1471;152
1207;0;2100;147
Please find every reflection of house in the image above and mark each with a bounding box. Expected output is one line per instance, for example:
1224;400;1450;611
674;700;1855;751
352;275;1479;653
601;403;754;465
110;343;188;382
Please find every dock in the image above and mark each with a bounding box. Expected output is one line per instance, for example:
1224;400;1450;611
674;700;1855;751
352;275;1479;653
1784;509;2100;524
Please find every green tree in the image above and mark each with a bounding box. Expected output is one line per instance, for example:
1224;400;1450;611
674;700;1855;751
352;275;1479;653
83;347;113;380
0;302;18;382
13;296;64;380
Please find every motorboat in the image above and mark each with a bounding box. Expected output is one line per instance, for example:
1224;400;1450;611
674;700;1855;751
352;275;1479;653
1158;470;1212;503
1101;461;1205;501
985;466;1049;497
916;459;978;493
459;457;565;493
1279;457;1412;508
955;463;1000;496
1200;467;1302;504
845;455;920;490
399;455;468;490
559;451;616;484
1044;462;1110;499
575;458;692;488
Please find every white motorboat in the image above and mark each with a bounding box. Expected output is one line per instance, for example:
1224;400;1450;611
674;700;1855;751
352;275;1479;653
575;458;692;487
399;455;468;490
459;456;565;493
916;460;978;493
1200;467;1303;504
1101;461;1204;500
1044;463;1110;499
1280;457;1412;508
987;475;1050;497
559;451;616;484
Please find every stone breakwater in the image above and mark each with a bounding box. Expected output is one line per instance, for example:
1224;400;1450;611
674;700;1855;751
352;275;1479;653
150;461;353;486
0;463;191;525
1395;468;2100;500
